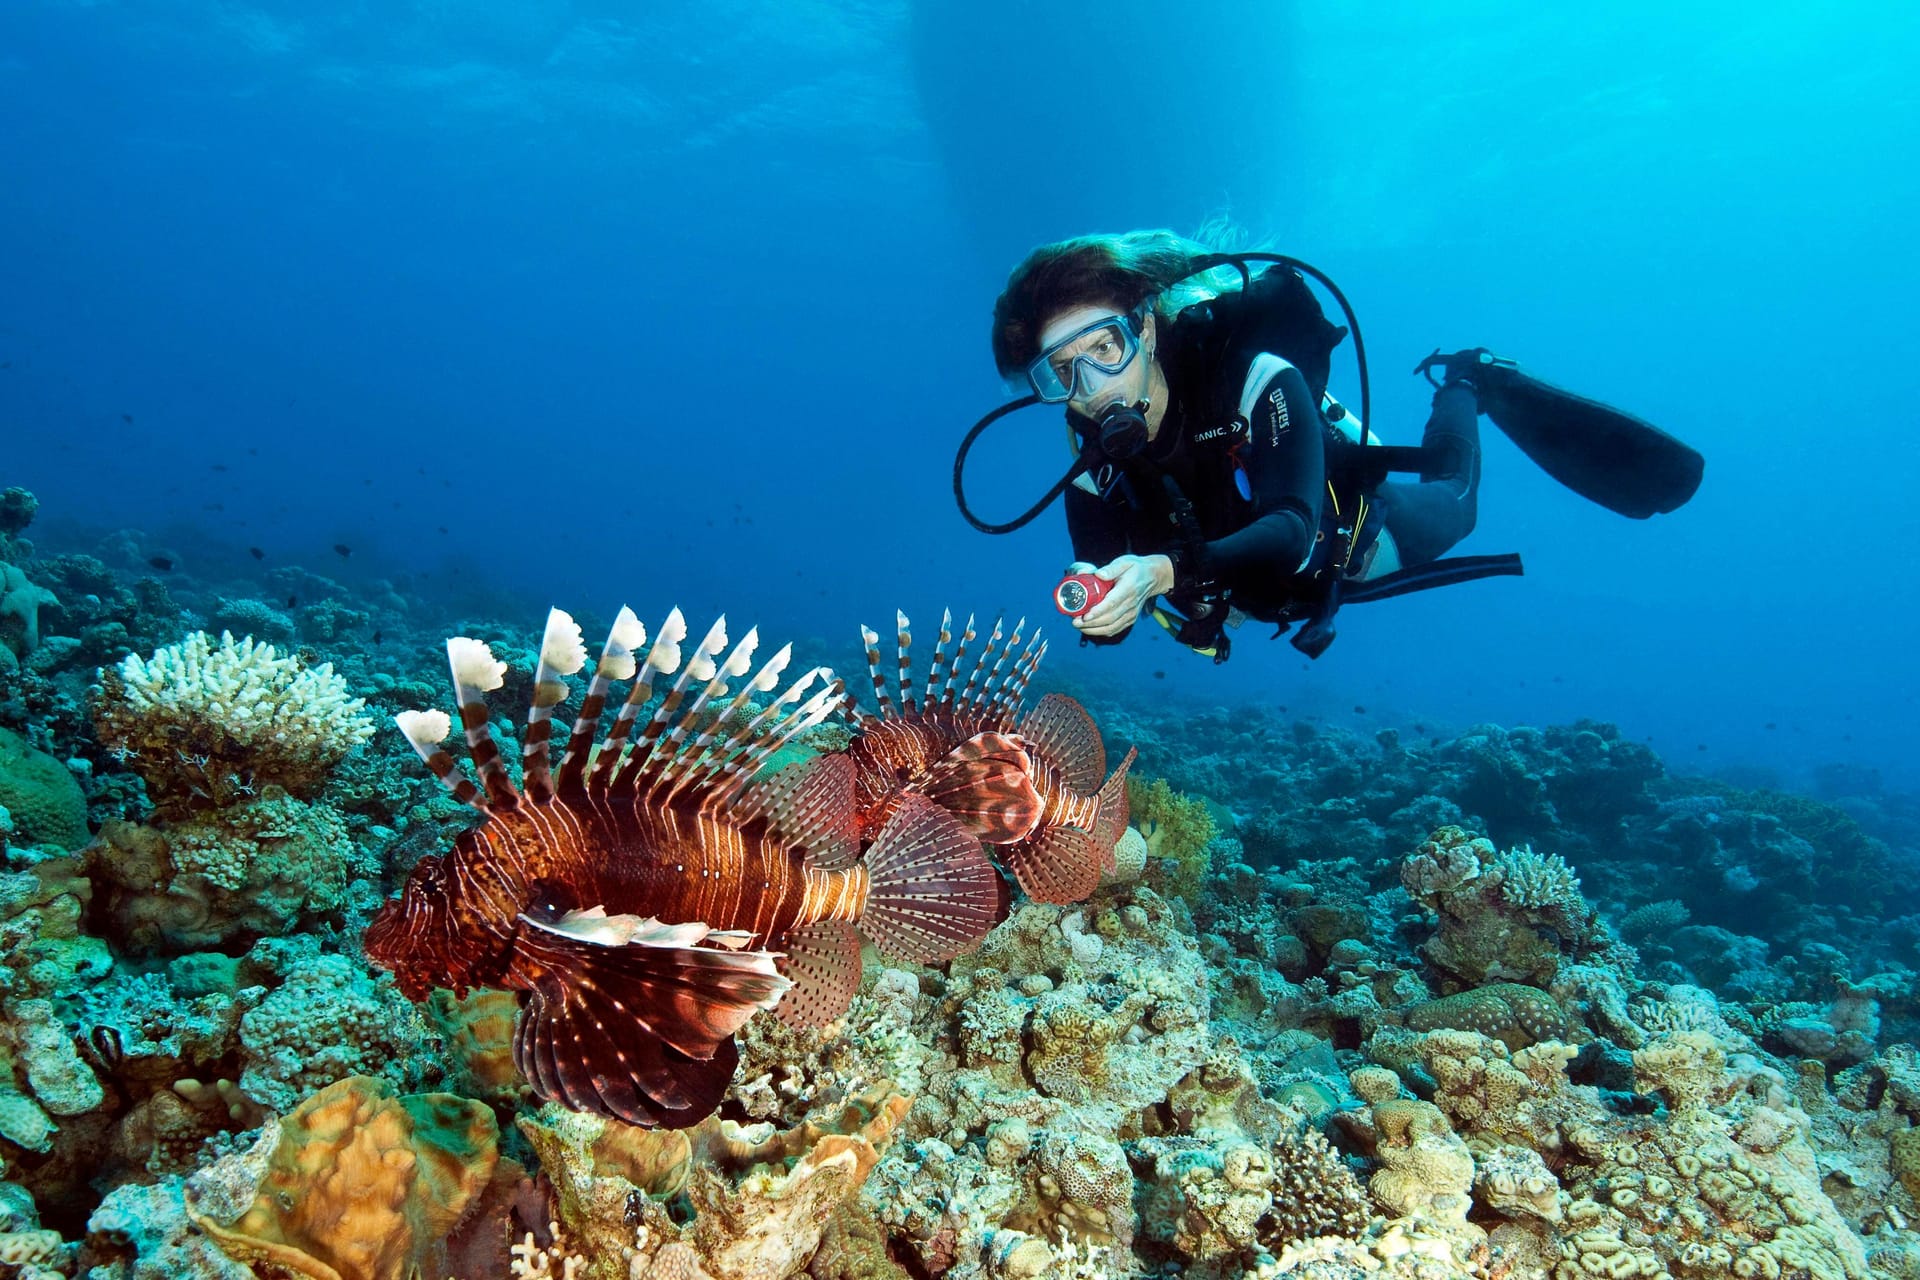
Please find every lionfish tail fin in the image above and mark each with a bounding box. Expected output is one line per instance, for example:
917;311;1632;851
859;792;1006;964
1004;824;1101;904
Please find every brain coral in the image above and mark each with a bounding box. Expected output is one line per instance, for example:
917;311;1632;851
0;727;88;851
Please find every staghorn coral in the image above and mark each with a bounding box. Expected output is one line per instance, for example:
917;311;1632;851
188;1074;501;1280
93;630;374;814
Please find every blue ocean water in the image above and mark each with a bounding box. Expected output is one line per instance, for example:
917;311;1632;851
2;0;1916;792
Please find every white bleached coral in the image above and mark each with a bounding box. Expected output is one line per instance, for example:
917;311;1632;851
95;630;374;811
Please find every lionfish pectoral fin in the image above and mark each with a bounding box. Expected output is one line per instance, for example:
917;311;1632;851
1018;693;1107;793
744;753;860;869
1004;825;1102;905
920;732;1042;845
505;916;789;1128
859;792;1008;965
772;920;864;1030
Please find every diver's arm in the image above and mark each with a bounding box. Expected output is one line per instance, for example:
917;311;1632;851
1194;362;1325;584
1064;484;1131;566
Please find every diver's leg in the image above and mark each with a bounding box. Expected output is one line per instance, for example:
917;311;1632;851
1374;381;1480;566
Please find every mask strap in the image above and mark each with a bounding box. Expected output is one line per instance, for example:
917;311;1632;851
954;397;1105;534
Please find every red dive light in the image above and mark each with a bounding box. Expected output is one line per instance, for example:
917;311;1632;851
1054;573;1111;618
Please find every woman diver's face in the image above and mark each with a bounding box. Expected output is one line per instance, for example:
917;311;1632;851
1038;303;1155;419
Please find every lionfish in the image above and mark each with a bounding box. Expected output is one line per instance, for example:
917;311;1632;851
845;610;1136;904
365;606;1005;1129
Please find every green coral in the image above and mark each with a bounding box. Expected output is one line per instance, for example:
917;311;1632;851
1129;776;1217;901
0;728;88;852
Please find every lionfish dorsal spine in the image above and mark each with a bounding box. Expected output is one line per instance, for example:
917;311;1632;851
524;608;591;804
654;626;765;806
446;637;520;810
922;607;954;710
708;669;846;811
609;610;711;792
394;708;490;814
991;629;1046;720
973;617;1025;715
860;623;897;719
957;616;1004;712
546;606;644;798
937;613;978;710
621;614;731;796
587;607;686;792
894;609;915;714
671;641;804;803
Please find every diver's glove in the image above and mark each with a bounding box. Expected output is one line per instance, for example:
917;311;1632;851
1073;554;1173;638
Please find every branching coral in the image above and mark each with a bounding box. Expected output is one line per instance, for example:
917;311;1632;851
93;630;374;813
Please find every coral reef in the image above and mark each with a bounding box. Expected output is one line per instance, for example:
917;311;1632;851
5;488;1920;1280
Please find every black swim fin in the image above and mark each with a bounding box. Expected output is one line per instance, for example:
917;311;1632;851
1416;349;1704;519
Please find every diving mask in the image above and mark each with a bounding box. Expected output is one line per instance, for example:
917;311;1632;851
1021;307;1146;403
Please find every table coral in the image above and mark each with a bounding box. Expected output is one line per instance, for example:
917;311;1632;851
189;1075;499;1280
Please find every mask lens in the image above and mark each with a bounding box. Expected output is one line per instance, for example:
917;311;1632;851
1028;316;1139;402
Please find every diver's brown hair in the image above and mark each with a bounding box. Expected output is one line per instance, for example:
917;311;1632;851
991;230;1221;380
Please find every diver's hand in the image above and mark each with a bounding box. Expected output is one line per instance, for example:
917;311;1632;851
1074;554;1175;637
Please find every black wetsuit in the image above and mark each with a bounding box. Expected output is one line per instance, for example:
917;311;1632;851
1065;268;1482;642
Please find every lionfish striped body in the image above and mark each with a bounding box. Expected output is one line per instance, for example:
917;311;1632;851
366;606;1003;1129
846;610;1137;904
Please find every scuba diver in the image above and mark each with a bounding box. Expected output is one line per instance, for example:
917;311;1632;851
953;231;1705;661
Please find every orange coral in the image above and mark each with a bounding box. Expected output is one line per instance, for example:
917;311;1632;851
190;1074;498;1280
